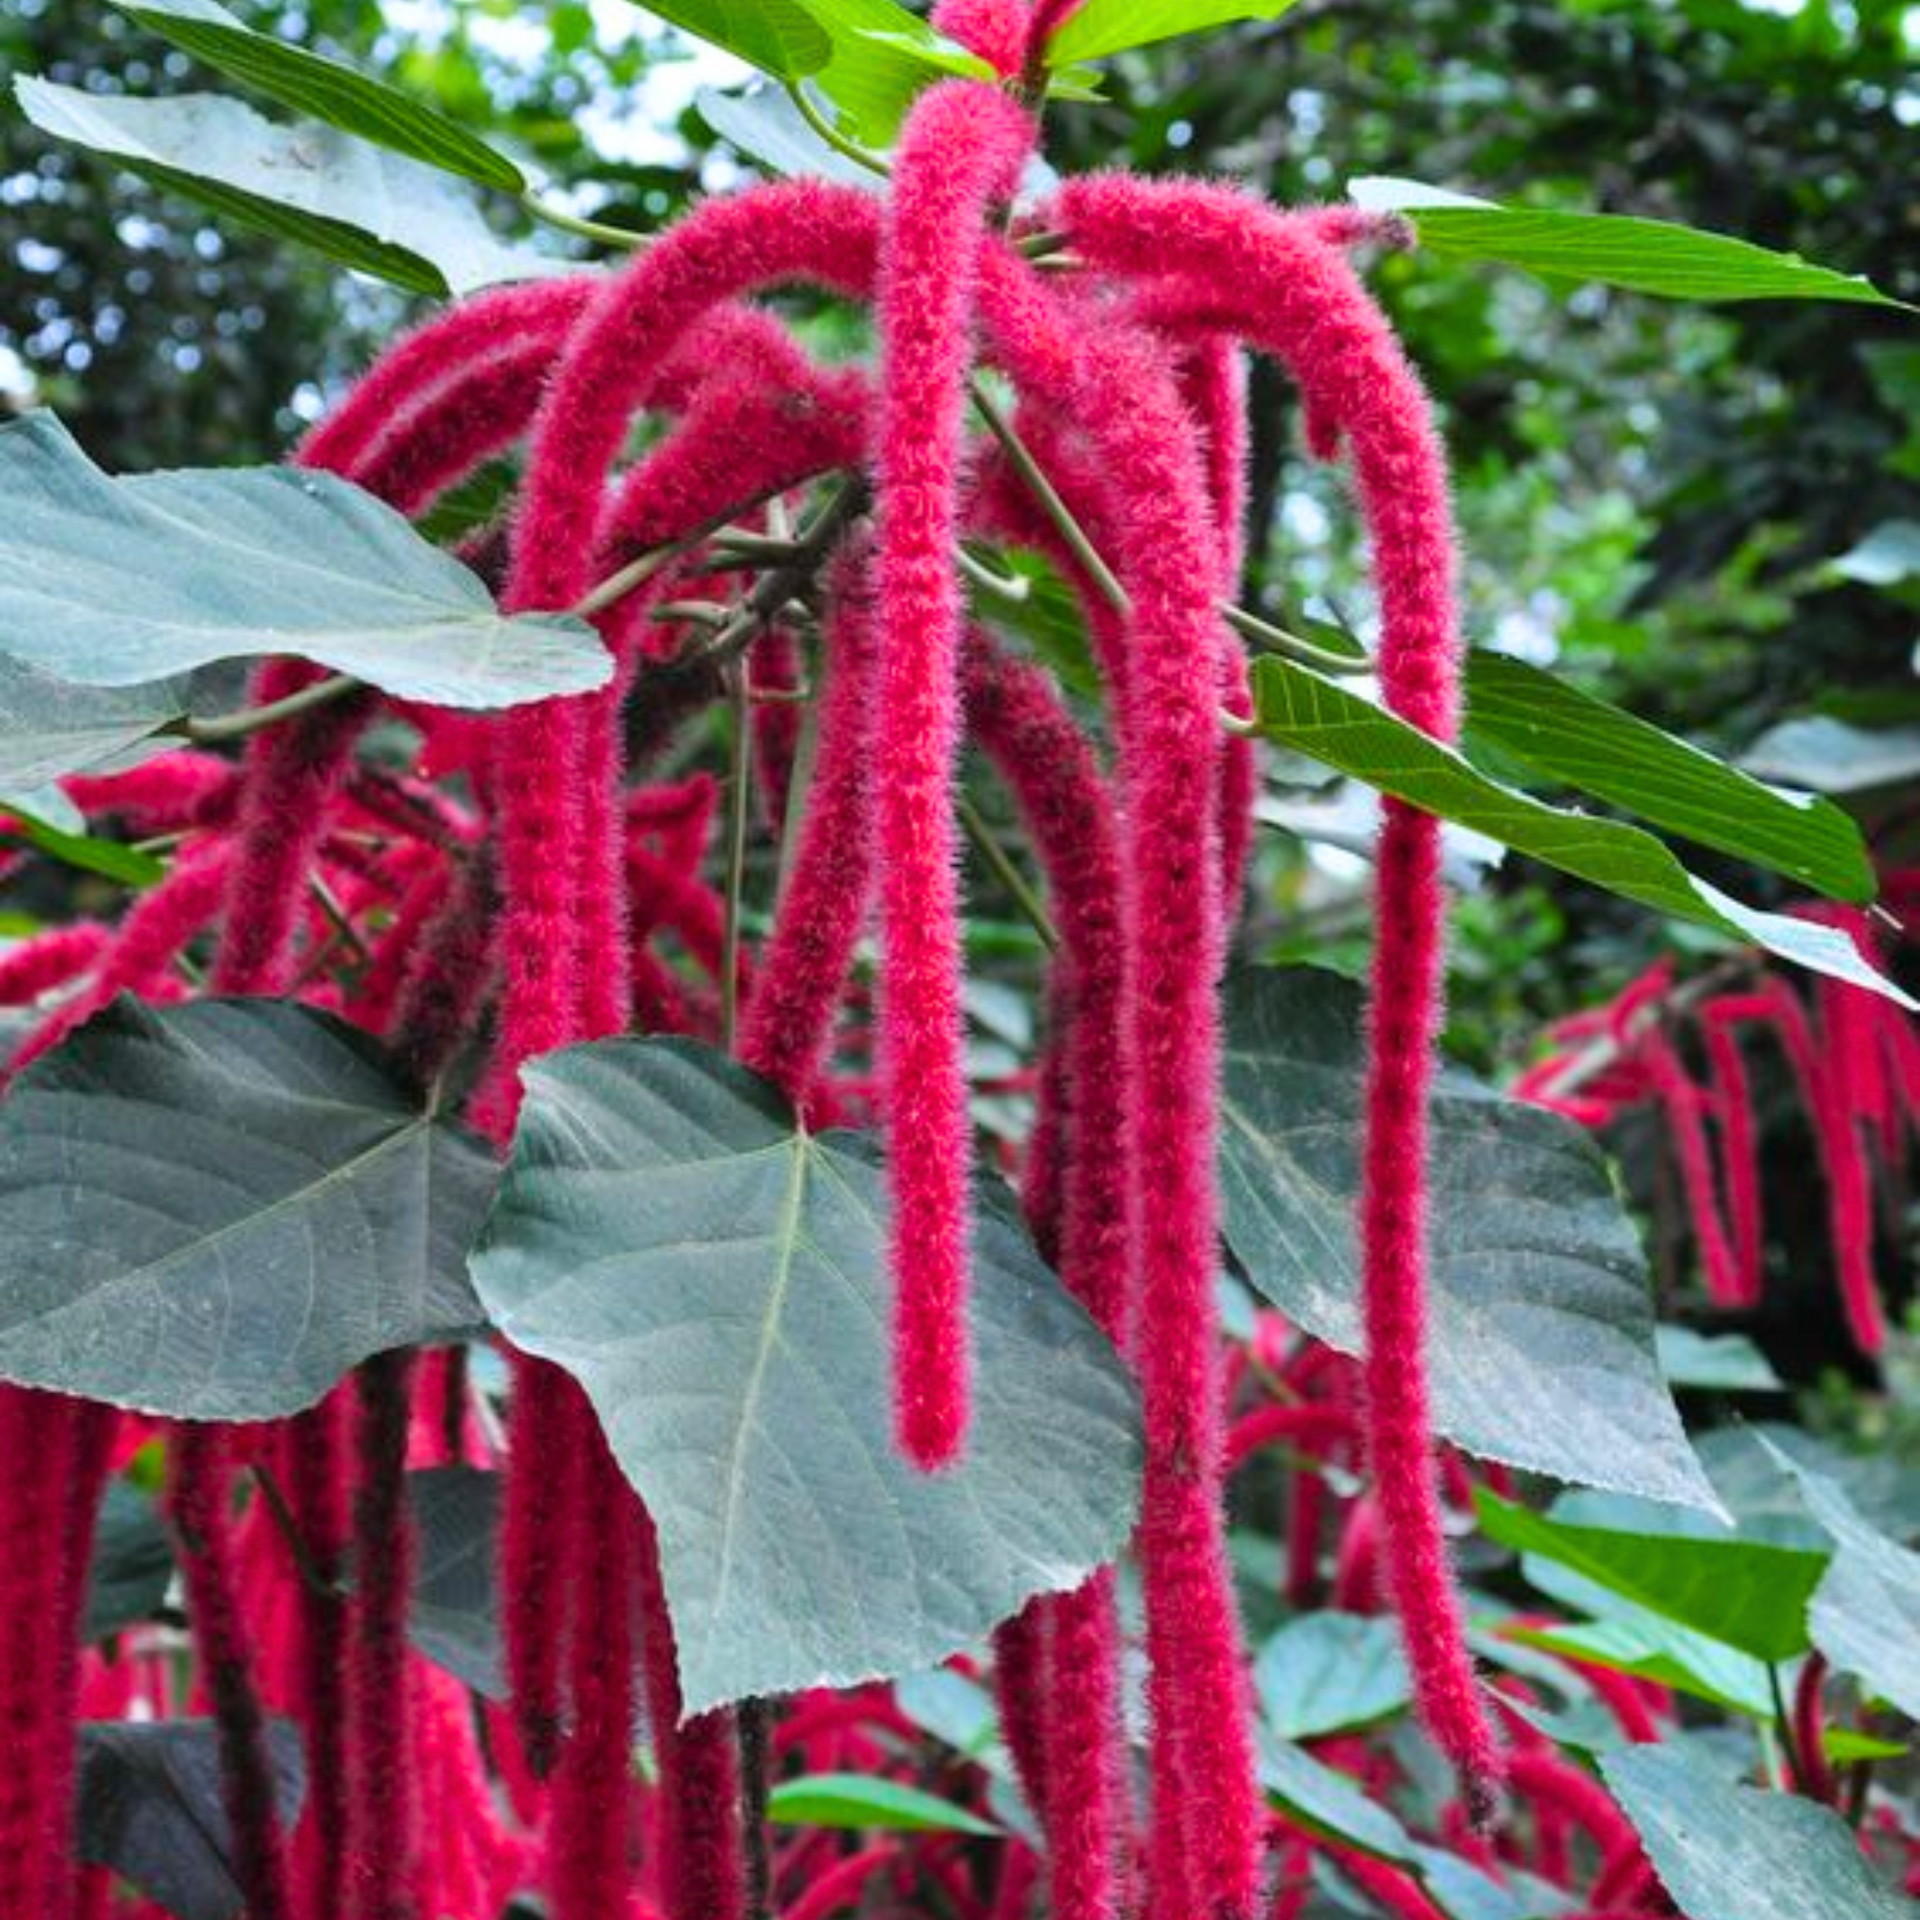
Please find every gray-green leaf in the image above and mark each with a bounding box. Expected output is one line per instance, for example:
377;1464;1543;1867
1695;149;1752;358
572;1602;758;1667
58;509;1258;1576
406;1465;506;1700
1248;656;1912;1007
0;412;609;709
16;78;553;297
1602;1743;1912;1920
1254;1612;1412;1740
470;1037;1141;1716
0;999;495;1420
1218;966;1714;1509
0;656;185;795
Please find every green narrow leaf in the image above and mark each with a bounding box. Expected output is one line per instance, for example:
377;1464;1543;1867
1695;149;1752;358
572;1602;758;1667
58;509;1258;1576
633;0;836;79
768;1774;1002;1836
470;1037;1141;1715
16;78;553;298
110;0;525;191
1464;651;1874;903
1602;1744;1912;1920
0;412;610;708
0;999;496;1420
1475;1491;1828;1663
1351;178;1909;309
1248;655;1914;1007
1218;966;1716;1510
1049;1;1300;64
808;0;995;144
0;810;166;888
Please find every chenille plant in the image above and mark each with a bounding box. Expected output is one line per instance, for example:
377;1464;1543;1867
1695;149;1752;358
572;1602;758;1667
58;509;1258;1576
0;3;1914;1920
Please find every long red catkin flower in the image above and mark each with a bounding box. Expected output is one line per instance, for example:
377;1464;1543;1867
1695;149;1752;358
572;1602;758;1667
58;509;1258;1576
975;252;1266;1917
167;1426;293;1920
1640;1032;1744;1307
783;1843;900;1920
1701;1008;1764;1304
740;550;880;1107
872;78;1033;1469
966;636;1130;1916
347;1352;420;1920
0;1387;77;1917
1051;174;1504;1811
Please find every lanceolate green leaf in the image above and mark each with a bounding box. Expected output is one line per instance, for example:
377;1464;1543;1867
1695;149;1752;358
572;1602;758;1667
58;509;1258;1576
15;79;553;298
1475;1492;1827;1663
1350;178;1909;308
109;0;524;191
1218;966;1715;1509
633;0;836;80
1602;1744;1913;1920
0;1000;495;1420
767;1774;1001;1837
1049;1;1301;64
1464;651;1873;903
470;1038;1141;1715
1248;655;1913;1007
0;413;609;709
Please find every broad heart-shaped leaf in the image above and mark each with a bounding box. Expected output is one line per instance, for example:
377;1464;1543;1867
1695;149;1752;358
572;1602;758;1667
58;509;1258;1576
1257;1731;1415;1864
0;655;185;794
110;0;524;190
1475;1492;1826;1664
1742;717;1920;796
1254;1612;1411;1740
1248;656;1913;1008
0;412;609;709
84;1479;176;1643
406;1465;506;1700
1350;178;1909;309
76;1718;306;1920
0;999;495;1421
1758;1439;1920;1721
1049;0;1300;63
1463;651;1873;904
470;1037;1142;1717
767;1774;1001;1836
1602;1744;1913;1920
1217;966;1716;1509
16;79;553;299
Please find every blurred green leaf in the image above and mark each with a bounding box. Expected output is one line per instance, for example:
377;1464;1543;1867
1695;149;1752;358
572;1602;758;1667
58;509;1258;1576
768;1774;1000;1836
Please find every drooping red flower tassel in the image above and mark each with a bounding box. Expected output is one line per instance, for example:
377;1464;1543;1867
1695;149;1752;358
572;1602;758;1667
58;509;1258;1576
872;79;1033;1469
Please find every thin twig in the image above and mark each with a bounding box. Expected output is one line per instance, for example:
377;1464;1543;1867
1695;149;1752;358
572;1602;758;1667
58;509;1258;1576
959;793;1058;952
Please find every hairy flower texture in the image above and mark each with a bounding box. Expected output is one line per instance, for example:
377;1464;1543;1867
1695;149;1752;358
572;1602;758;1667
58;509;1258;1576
1504;1749;1645;1893
873;80;1033;1469
973;253;1264;1918
62;750;238;835
0;1388;78;1915
4;843;231;1083
498;181;880;1087
296;278;598;482
386;853;498;1098
633;1506;745;1920
168;1426;293;1920
547;1444;642;1920
501;1363;582;1779
931;0;1030;74
1023;0;1090;69
1639;1032;1743;1307
280;1396;355;1920
1053;174;1504;1813
741;553;879;1106
0;922;109;1005
348;1352;421;1920
784;1843;900;1920
1700;1008;1764;1305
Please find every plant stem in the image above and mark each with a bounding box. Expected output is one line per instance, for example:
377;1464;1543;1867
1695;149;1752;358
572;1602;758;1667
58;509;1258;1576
957;543;1032;604
1222;602;1375;676
969;378;1130;614
721;660;753;1055
248;1462;348;1602
783;80;891;177
521;190;646;251
180;672;361;747
959;792;1058;952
